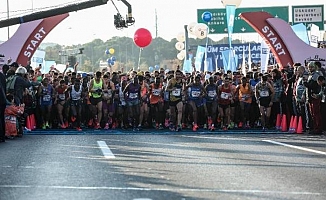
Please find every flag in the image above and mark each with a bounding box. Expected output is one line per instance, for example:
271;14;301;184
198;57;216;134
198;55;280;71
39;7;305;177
291;23;309;45
183;59;192;73
194;46;206;72
242;48;246;76
221;49;238;72
226;5;236;48
260;40;270;73
248;43;252;72
310;24;319;48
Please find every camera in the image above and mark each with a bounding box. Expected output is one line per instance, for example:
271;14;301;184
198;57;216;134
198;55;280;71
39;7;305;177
114;13;135;30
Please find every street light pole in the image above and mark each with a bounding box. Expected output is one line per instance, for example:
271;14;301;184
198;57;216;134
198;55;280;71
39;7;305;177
6;0;9;39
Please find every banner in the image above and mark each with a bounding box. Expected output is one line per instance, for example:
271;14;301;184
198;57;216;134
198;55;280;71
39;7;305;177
260;40;270;73
241;50;246;76
197;43;261;71
226;5;236;48
221;49;238;72
248;43;252;71
291;23;310;45
194;46;206;72
310;24;319;48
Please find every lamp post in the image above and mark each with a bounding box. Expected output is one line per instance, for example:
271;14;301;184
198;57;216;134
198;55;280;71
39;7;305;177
6;0;9;39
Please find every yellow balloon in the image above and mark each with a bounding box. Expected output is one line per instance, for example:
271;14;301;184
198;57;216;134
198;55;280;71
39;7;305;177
109;48;115;54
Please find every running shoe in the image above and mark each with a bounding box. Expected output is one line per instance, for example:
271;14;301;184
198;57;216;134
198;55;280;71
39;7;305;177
192;124;199;132
71;116;76;122
165;119;169;127
104;123;109;130
94;123;101;129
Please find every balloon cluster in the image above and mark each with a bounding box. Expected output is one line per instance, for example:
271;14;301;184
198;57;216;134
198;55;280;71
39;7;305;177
105;48;116;66
175;32;186;60
148;65;160;72
105;48;115;55
107;56;116;66
185;11;212;40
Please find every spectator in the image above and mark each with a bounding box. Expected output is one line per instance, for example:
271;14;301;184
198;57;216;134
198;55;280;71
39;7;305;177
0;70;6;142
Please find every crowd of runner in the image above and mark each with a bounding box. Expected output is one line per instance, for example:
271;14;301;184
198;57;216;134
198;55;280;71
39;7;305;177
1;59;326;139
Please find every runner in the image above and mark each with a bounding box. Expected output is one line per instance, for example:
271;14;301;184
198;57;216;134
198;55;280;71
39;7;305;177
218;77;234;130
123;76;141;131
66;79;83;131
166;70;184;131
236;77;253;128
205;76;218;131
255;75;275;131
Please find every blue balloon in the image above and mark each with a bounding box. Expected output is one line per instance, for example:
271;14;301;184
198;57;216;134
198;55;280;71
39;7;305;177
111;56;116;61
202;11;212;22
107;58;111;63
154;65;160;70
110;61;115;66
149;66;154;72
105;49;110;55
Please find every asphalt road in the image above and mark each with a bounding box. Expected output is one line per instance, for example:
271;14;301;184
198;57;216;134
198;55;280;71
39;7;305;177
0;132;325;200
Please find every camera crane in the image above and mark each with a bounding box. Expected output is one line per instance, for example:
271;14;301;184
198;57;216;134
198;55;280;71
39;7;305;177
0;0;135;29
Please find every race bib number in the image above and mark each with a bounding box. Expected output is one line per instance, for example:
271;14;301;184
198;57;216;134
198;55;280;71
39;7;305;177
208;90;216;98
103;92;112;98
152;89;161;96
58;94;65;100
43;95;51;102
241;94;249;101
129;92;138;99
221;92;230;100
191;91;201;98
259;90;269;97
172;89;181;96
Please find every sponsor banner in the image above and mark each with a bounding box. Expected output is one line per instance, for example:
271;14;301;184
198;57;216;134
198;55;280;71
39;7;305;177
197;43;262;71
260;40;270;73
310;24;319;48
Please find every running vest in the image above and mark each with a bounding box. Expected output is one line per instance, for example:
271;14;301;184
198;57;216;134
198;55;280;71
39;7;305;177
239;83;252;103
150;83;162;104
169;81;183;102
256;83;271;100
189;84;201;100
127;84;140;101
90;79;103;98
206;84;217;102
56;86;67;101
71;85;82;101
40;85;53;106
219;85;232;105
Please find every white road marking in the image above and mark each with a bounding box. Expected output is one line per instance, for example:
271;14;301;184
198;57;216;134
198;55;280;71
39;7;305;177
0;185;323;195
181;135;253;141
133;199;152;200
97;141;115;159
263;140;326;155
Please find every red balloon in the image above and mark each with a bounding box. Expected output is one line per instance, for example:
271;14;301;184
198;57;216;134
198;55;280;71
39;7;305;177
134;28;152;48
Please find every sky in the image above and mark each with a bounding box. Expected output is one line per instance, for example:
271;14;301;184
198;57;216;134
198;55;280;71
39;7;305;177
0;0;325;45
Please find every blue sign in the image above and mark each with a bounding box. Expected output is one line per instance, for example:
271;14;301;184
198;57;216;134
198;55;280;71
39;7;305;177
197;43;262;72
